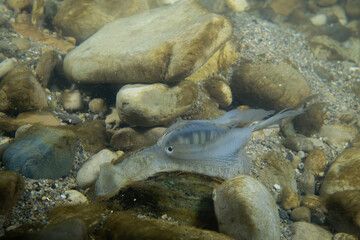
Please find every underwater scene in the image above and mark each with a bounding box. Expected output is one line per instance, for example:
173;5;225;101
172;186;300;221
0;0;360;239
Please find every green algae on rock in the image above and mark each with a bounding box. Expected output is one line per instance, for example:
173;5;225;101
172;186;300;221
0;65;48;114
321;148;360;197
107;172;222;230
0;171;24;214
100;211;234;240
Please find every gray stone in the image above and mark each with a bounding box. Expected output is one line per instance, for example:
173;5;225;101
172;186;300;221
3;125;77;179
63;0;232;84
213;175;280;240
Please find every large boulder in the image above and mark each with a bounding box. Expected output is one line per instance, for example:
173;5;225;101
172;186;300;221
63;0;232;84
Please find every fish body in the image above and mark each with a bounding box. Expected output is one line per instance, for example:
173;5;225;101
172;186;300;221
95;108;305;198
157;108;305;168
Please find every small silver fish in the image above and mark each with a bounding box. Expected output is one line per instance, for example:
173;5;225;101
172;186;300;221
157;108;304;169
95;108;305;198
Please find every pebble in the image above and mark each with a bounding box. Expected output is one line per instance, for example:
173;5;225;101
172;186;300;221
116;81;198;127
213;175;280;240
280;186;300;210
258;151;297;201
291;222;333;240
35;49;62;87
88;98;107;114
76;149;121;189
294;102;326;136
104;107;121;129
203;76;232;108
63;0;232;84
0;65;48;113
64;190;88;205
310;14;327;26
62;90;84;112
304;148;327;176
226;0;249;12
290;206;311;222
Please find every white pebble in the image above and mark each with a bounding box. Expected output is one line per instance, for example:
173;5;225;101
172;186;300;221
310;14;327;26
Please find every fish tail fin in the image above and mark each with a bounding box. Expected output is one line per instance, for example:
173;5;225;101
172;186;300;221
253;108;306;131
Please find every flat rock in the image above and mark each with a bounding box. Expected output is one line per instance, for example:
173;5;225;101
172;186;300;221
0;65;48;114
0;111;60;134
63;0;232;84
291;222;333;240
231;62;310;110
2;125;77;179
213;175;280;240
108;172;223;230
116;81;198;126
100;211;234;240
321;148;360;197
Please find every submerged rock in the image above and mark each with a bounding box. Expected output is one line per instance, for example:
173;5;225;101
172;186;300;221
231;62;310;110
2;125;77;179
0;65;48;113
0;111;60;134
325;190;360;236
0;171;24;214
77;149;121;189
110;127;166;151
116;81;198;127
54;0;157;43
63;0;232;84
100;211;234;240
108;172;222;230
291;222;333;240
213;175;280;240
321;148;360;197
4;218;88;240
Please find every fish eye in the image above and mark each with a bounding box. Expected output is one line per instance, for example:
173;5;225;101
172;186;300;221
165;146;173;153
